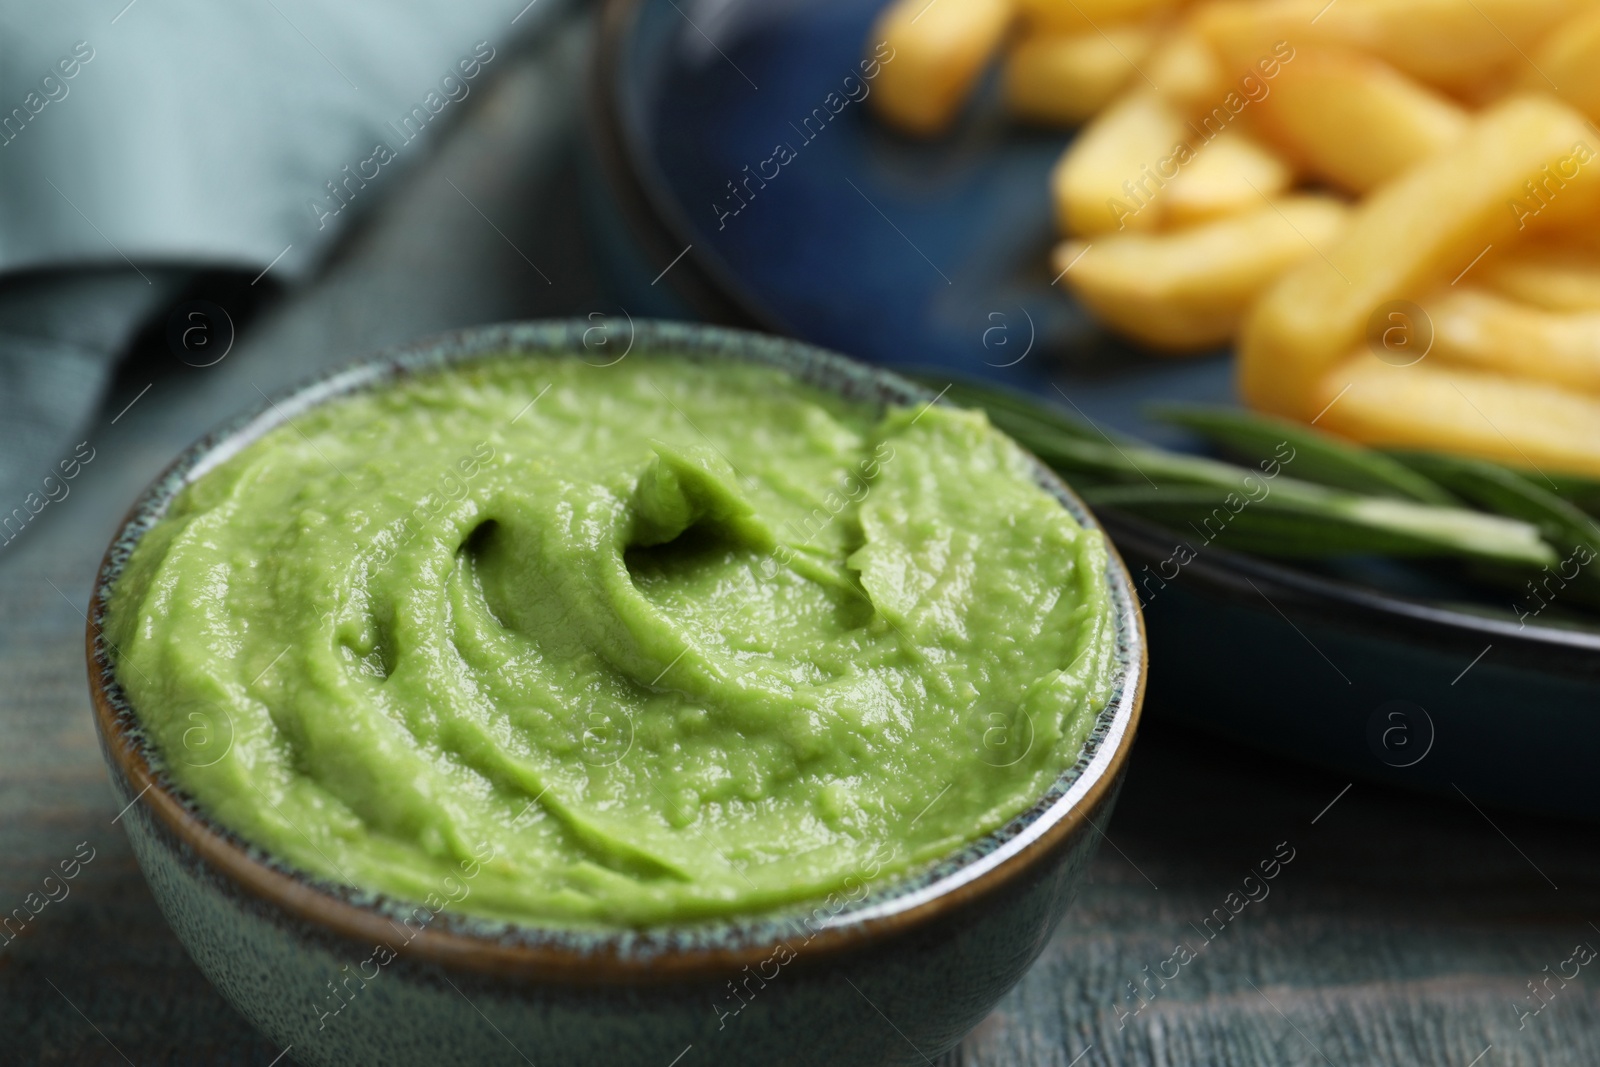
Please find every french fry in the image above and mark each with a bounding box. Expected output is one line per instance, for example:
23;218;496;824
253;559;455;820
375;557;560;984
1313;357;1600;477
1238;95;1600;421
868;0;1014;137
1005;24;1157;125
1418;287;1600;393
1057;195;1348;350
1527;6;1600;122
1018;0;1177;34
1051;89;1189;234
1480;243;1600;311
1251;48;1468;193
1147;25;1226;114
1162;128;1293;225
1521;224;1600;257
1194;0;1589;97
1449;76;1520;111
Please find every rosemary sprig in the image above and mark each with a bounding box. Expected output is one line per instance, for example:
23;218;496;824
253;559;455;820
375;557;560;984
923;375;1596;605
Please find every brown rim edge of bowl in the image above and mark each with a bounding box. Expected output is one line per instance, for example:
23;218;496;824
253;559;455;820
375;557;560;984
85;347;1148;985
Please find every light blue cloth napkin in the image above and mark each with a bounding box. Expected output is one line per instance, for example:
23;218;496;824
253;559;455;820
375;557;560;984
0;0;562;545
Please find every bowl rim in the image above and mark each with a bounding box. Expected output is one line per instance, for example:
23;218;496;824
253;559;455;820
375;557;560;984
87;318;1147;981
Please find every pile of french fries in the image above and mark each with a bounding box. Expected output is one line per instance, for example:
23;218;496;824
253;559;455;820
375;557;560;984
867;0;1600;476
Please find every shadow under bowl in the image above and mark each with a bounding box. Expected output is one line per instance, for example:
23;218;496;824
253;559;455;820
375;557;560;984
87;319;1146;1067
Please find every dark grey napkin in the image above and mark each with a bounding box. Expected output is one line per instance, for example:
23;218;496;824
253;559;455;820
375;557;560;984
0;271;187;536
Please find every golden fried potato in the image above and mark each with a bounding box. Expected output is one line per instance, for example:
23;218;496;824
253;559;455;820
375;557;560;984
1252;48;1468;193
1527;5;1600;122
1238;95;1600;420
1162;128;1293;225
1195;0;1588;97
1005;23;1157;125
1419;287;1600;393
1056;195;1348;350
1147;25;1226;114
1051;89;1189;234
1314;357;1600;477
1018;0;1177;34
869;0;1014;137
1479;243;1600;311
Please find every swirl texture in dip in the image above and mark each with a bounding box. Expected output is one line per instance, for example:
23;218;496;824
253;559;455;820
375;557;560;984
107;357;1116;925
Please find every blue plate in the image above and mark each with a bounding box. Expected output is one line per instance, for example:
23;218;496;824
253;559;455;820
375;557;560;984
586;0;1600;818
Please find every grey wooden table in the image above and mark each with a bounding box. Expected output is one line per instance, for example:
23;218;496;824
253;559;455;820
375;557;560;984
2;14;1596;1066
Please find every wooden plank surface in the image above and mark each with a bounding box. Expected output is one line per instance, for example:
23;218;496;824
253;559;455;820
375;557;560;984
0;14;1595;1065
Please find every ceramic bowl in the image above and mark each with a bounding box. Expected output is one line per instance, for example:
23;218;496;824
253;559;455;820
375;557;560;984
87;320;1145;1067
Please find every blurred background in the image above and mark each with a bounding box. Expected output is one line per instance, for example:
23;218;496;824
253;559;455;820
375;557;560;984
1;0;1596;1063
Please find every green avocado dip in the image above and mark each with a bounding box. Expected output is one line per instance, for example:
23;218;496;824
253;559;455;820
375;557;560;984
107;356;1118;926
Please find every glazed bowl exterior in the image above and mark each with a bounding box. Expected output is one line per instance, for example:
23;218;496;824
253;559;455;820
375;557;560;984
87;319;1146;1067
